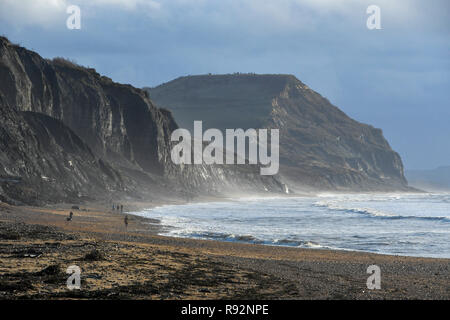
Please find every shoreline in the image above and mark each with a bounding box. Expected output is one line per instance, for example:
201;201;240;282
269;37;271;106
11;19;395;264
126;192;450;260
0;198;449;299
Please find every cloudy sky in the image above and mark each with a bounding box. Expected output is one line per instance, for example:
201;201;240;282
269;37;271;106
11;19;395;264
1;0;449;170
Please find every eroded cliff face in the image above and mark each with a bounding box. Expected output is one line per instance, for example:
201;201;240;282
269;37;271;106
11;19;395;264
0;97;123;205
0;39;165;175
0;37;284;204
147;74;409;191
268;75;407;190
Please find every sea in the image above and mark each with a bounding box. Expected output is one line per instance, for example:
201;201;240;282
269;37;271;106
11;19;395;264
130;193;450;258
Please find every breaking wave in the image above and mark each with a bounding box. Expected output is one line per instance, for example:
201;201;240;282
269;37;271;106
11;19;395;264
130;193;450;258
314;200;450;222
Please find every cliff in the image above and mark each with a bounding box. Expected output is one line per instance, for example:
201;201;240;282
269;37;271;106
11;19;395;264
0;99;123;205
0;37;284;204
146;74;409;191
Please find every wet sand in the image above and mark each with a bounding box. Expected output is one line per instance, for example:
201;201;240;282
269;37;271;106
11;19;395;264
0;201;449;300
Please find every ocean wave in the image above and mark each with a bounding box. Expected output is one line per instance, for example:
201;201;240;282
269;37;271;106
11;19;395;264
129;195;450;258
273;239;307;246
171;230;331;249
302;241;325;249
190;231;233;240
314;201;450;222
176;231;266;244
179;232;339;250
230;234;263;242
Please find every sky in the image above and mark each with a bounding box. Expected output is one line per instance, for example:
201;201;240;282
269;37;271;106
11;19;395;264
1;0;449;170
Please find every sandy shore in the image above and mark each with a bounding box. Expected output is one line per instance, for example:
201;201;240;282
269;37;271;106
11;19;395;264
0;200;448;300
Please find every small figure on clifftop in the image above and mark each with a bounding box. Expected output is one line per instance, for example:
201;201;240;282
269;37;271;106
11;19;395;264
67;211;73;221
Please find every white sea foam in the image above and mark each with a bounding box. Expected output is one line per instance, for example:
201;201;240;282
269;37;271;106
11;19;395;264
314;198;450;222
130;193;450;258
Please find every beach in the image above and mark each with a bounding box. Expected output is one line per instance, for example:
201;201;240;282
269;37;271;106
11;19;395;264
0;200;449;300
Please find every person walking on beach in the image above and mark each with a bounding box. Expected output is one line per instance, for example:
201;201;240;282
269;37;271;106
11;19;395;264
124;214;129;229
67;211;73;221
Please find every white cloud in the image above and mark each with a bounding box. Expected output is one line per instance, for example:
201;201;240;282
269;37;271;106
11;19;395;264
0;0;161;28
137;0;424;32
0;0;429;31
0;0;68;28
82;0;161;11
